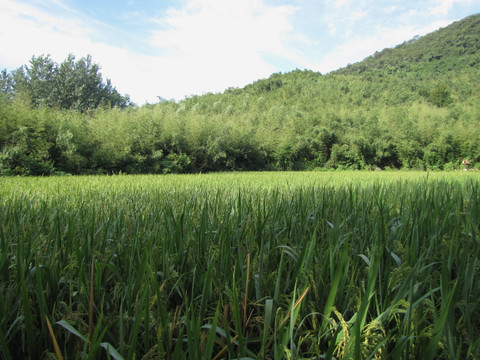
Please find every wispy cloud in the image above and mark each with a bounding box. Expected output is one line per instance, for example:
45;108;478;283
0;0;88;66
430;0;474;15
147;0;309;97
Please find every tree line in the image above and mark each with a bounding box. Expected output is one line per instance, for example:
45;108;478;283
1;15;479;175
1;68;479;176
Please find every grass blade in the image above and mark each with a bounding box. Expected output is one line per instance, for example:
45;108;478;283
45;315;63;360
0;326;12;360
203;304;220;360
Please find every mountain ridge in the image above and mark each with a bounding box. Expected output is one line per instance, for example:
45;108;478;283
333;13;480;76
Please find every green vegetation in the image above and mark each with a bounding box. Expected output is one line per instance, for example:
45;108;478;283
1;54;131;112
1;14;480;175
1;14;480;359
0;171;479;359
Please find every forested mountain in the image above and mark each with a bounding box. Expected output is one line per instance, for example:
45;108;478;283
1;14;479;175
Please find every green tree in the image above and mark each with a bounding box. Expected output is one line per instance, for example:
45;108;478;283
309;127;337;167
0;69;15;99
55;54;131;112
4;54;131;112
427;83;453;107
0;107;55;176
15;55;58;108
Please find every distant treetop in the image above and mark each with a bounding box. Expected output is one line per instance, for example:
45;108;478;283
1;54;131;112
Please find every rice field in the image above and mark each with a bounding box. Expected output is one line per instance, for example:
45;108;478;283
0;171;479;359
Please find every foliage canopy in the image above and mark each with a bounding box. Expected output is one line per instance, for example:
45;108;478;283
1;54;130;112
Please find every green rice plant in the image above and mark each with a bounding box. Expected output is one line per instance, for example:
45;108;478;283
0;171;479;358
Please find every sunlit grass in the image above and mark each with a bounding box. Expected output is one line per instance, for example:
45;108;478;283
0;171;479;359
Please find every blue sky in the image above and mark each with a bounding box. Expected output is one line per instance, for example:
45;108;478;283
1;0;479;104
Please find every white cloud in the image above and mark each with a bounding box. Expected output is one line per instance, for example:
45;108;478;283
430;0;473;15
0;0;90;67
327;0;352;10
148;0;308;98
1;0;308;104
322;0;367;38
384;6;398;14
349;10;368;22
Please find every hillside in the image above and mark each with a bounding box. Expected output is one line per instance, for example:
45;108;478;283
336;14;480;76
1;14;480;175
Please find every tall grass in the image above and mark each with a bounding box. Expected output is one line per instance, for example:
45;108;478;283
0;171;479;359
